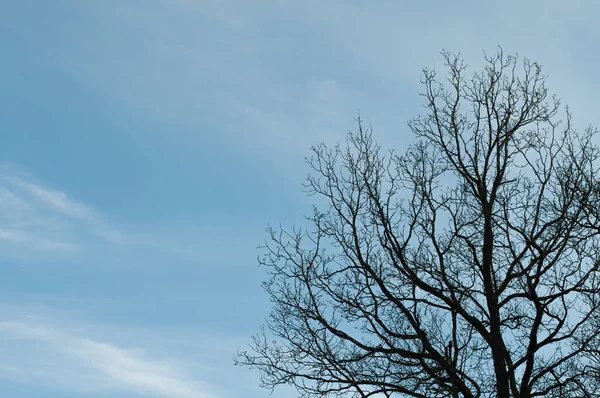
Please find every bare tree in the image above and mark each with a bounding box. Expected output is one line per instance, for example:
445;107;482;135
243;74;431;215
235;49;600;398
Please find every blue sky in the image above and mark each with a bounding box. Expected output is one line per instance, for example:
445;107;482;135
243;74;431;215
0;1;599;397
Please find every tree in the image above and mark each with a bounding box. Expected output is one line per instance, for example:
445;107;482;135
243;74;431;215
235;49;600;398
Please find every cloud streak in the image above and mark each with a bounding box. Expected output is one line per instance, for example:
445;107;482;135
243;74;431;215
0;164;204;260
0;320;218;398
0;165;112;255
0;228;78;253
10;177;97;221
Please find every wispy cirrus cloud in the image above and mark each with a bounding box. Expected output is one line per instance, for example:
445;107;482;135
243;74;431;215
0;229;78;253
0;319;219;398
10;177;97;221
0;164;201;259
0;165;124;255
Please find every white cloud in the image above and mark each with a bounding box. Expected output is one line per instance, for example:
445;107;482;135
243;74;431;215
0;165;204;260
0;167;106;255
0;172;80;254
0;229;78;253
10;177;97;221
0;320;219;398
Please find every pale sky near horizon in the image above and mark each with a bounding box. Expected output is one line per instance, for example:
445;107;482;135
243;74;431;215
1;1;599;397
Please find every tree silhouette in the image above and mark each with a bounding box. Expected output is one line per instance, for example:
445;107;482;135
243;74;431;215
236;49;600;398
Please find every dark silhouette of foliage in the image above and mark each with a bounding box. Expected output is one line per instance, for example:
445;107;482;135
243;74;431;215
236;49;600;398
